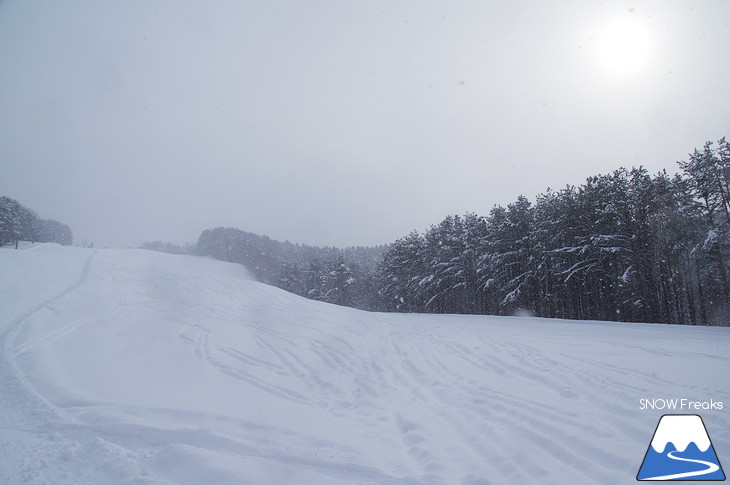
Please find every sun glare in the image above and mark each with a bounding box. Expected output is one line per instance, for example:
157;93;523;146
594;15;653;78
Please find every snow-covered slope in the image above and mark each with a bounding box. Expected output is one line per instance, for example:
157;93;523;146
1;244;728;484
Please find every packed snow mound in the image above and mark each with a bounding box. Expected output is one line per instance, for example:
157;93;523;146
1;244;728;484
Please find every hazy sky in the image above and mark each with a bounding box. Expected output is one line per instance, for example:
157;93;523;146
1;1;729;248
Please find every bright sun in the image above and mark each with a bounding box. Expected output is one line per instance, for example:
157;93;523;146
594;15;653;78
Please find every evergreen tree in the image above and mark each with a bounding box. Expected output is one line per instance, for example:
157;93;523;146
378;231;427;312
0;196;72;247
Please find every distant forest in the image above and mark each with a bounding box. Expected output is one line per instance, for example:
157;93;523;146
0;196;73;247
145;138;729;326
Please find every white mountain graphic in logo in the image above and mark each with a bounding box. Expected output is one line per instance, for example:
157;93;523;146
637;414;725;481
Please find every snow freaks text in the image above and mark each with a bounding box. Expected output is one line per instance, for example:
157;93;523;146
639;399;724;411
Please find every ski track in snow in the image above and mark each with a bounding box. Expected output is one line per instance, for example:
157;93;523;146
0;245;728;484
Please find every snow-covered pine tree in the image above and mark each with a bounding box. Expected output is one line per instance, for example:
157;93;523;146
378;231;427;312
678;140;730;324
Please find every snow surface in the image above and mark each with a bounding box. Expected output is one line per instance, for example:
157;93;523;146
1;244;728;484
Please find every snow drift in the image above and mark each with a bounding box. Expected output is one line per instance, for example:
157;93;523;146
1;244;728;484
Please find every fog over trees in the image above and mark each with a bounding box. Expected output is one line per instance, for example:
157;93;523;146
0;196;73;247
195;227;384;310
153;139;729;325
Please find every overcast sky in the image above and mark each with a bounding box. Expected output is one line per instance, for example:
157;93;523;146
1;0;728;248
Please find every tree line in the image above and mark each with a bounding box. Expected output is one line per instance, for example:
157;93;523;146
195;227;384;310
0;196;73;247
378;139;729;325
158;138;728;325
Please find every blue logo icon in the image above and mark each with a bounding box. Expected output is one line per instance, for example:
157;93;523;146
637;414;725;481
